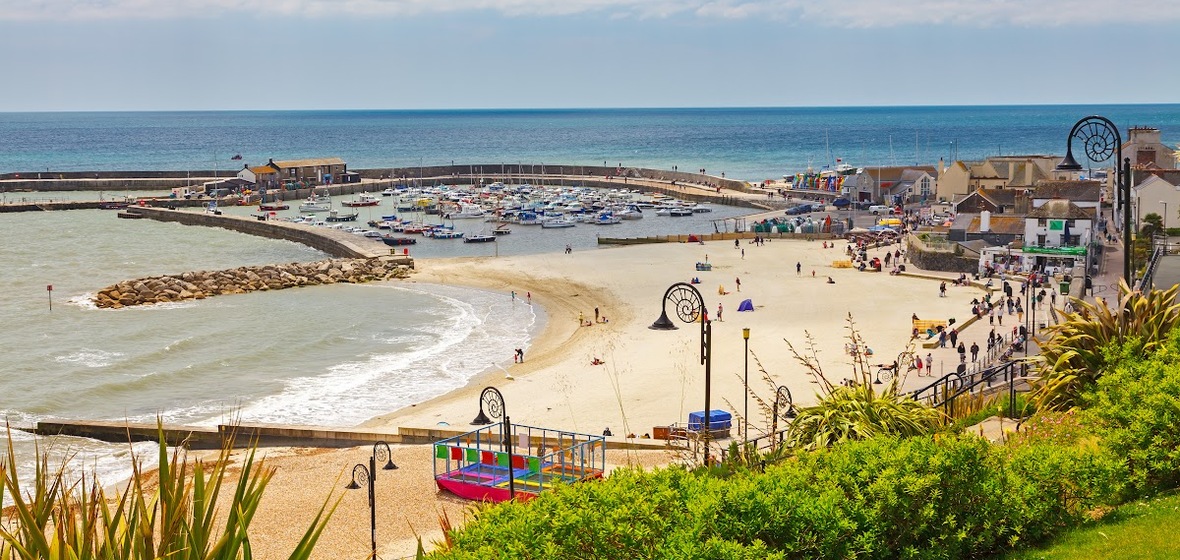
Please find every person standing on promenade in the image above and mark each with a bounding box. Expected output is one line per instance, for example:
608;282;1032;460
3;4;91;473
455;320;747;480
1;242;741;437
957;342;967;362
949;328;958;348
938;329;947;348
970;342;979;362
925;352;934;376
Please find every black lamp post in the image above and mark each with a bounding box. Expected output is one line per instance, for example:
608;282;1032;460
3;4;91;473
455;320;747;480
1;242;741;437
650;282;713;465
471;386;514;499
742;327;750;441
770;385;796;445
1055;116;1132;285
345;441;398;560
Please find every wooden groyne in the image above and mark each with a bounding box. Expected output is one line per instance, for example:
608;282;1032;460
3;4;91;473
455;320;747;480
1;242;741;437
598;231;839;245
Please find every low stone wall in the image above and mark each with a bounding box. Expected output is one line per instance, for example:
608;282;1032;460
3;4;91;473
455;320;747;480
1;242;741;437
94;257;412;308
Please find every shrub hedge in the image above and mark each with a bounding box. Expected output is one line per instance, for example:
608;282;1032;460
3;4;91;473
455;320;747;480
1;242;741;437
431;435;1124;559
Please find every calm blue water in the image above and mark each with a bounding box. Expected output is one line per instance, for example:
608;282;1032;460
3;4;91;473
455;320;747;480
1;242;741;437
4;105;1180;180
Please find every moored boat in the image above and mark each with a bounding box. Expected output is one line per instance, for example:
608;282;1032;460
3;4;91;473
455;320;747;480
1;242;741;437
380;235;418;246
342;193;380;207
463;234;497;243
325;210;359;222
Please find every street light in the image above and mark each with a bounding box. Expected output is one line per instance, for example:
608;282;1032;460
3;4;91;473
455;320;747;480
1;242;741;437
470;386;515;499
770;385;796;445
742;327;750;441
650;282;714;465
1055;116;1132;284
1162;201;1169;231
345;441;398;560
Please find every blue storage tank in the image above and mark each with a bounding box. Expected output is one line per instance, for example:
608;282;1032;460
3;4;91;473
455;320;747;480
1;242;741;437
687;410;732;431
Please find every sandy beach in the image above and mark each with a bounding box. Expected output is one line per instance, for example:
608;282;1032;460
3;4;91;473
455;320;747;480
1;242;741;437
214;234;987;559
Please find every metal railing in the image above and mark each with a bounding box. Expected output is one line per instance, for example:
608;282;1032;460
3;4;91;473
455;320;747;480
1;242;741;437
1138;244;1165;291
910;360;1030;419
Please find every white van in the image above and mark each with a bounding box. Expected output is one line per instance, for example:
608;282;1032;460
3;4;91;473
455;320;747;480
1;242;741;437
868;205;891;215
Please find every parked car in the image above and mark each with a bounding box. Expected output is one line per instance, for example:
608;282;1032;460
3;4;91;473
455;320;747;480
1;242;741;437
831;198;852;208
868;205;891;215
785;204;813;215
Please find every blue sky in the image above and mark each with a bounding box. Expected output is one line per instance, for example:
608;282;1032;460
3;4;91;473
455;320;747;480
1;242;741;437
0;0;1175;111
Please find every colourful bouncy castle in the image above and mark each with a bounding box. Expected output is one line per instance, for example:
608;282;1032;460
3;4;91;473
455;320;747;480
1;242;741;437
433;423;606;503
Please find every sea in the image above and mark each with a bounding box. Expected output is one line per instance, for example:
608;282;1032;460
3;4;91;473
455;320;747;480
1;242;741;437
3;104;1180;489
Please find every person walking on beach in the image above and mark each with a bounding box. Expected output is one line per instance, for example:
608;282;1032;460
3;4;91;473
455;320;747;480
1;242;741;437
717;303;723;321
735;239;740;249
735;277;741;292
578;311;584;326
741;248;745;260
796;262;802;276
517;348;524;363
527;291;531;305
511;290;516;302
939;282;947;298
594;307;600;323
970;342;979;362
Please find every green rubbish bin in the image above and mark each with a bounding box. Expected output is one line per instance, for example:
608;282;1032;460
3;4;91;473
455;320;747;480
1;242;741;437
1059;281;1070;295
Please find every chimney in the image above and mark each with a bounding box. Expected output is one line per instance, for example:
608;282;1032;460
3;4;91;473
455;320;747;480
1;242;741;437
980;210;991;233
1014;190;1030;215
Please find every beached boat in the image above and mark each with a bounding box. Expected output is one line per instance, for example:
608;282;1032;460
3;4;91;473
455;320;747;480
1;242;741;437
342;193;380;207
463;234;497;243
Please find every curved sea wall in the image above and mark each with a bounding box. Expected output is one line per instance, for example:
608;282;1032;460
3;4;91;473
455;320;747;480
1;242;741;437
128;207;395;259
94;257;412;308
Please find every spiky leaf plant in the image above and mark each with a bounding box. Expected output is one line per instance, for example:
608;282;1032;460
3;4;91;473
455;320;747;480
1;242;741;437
1029;279;1180;411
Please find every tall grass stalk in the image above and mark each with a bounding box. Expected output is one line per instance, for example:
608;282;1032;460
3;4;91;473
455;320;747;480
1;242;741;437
0;423;339;560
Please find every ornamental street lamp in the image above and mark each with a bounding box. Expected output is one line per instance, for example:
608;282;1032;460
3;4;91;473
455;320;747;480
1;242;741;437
770;385;796;445
470;386;514;499
1055;116;1132;285
345;441;398;560
742;327;751;441
650;282;714;464
1162;201;1169;231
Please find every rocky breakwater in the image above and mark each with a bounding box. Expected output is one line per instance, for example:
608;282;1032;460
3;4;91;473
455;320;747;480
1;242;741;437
94;256;412;309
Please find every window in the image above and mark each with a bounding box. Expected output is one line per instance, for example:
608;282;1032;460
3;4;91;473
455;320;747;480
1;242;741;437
1038;218;1046;227
920;177;931;196
1037;234;1046;246
1066;219;1075;227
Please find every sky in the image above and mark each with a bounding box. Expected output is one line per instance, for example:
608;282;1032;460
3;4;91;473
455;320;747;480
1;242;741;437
0;0;1177;111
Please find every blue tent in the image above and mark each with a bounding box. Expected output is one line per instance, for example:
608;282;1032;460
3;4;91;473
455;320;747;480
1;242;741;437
737;299;754;312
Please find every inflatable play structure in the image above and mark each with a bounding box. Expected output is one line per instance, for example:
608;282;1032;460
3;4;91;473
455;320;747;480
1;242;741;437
434;423;606;503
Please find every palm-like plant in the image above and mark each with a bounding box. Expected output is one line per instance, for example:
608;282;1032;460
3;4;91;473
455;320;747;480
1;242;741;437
0;423;339;560
782;315;943;451
1029;279;1180;411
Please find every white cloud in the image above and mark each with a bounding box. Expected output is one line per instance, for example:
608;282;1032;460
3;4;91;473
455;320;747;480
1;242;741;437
0;0;1174;26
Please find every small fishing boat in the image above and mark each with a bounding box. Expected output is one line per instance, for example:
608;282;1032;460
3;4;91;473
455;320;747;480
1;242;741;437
380;235;418;246
342;193;380;207
541;216;576;228
325;210;359;222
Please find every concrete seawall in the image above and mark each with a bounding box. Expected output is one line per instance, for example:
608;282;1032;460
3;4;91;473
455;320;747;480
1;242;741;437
129;206;411;262
28;420;669;451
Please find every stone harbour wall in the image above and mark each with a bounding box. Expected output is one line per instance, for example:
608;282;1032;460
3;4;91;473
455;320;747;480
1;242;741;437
94;257;412;309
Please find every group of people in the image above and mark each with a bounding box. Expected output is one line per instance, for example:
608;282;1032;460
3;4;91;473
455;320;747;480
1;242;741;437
578;307;610;327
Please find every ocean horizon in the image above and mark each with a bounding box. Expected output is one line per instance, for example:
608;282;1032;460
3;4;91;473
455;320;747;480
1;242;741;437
4;104;1179;180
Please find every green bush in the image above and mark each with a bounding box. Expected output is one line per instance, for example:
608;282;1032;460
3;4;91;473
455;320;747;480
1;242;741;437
1083;330;1180;496
431;435;1124;559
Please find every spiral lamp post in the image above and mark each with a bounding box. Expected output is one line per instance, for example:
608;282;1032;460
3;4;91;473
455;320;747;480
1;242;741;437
770;385;796;445
742;327;751;441
1055;115;1131;285
345;441;398;560
650;282;713;464
470;386;514;499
